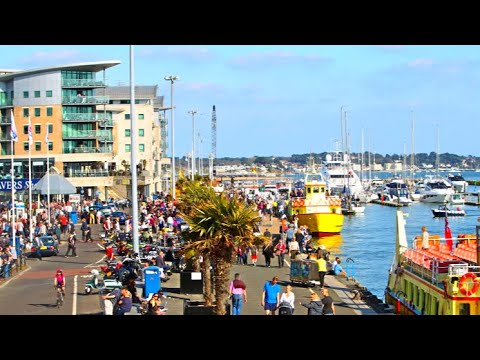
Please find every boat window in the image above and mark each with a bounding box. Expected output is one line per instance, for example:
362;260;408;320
313;187;320;194
320;187;325;193
459;303;470;315
307;187;311;194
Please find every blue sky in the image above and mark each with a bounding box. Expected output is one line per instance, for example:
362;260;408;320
1;45;479;158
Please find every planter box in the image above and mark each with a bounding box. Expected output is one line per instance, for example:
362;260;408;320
183;300;231;315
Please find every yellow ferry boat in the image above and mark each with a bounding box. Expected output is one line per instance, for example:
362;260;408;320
289;172;343;235
385;210;480;315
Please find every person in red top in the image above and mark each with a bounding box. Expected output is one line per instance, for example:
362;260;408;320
54;269;66;297
105;244;115;261
274;239;286;268
60;214;68;234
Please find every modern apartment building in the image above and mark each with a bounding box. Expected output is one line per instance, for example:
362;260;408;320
0;61;169;202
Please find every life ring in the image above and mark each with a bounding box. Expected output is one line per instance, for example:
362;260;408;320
298;199;304;206
459;272;480;296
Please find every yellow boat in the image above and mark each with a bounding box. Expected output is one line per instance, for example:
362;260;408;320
289;172;343;235
385;210;480;315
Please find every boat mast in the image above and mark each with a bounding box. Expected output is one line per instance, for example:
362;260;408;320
410;110;415;181
436;125;440;178
361;129;364;184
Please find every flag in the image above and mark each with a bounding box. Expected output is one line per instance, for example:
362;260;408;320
445;212;453;250
10;109;18;142
27;116;33;146
45;124;49;145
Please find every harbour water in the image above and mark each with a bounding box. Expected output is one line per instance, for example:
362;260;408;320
310;170;480;300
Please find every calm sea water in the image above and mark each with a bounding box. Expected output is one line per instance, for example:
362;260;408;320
303;170;480;300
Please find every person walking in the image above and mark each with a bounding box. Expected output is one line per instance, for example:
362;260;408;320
261;276;281;315
64;232;77;257
289;237;300;260
274;239;286;268
321;288;335;315
250;245;258;266
300;292;323;315
262;242;274;268
34;235;42;261
279;284;295;314
316;255;327;289
228;273;247;315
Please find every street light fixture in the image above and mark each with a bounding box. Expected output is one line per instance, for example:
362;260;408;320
164;75;179;200
188;110;197;180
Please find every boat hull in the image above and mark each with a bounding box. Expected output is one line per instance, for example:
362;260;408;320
297;212;344;234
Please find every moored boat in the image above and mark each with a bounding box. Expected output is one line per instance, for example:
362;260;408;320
432;205;465;217
289;172;344;235
385;210;480;315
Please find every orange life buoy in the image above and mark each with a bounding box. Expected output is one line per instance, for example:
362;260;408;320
459;272;480;296
298;199;304;206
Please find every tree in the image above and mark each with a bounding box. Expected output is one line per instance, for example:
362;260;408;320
181;189;264;314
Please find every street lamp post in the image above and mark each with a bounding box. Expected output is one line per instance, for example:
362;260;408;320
164;75;179;200
188;110;197;180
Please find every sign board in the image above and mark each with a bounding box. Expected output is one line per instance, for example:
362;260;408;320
0;179;40;192
69;194;81;203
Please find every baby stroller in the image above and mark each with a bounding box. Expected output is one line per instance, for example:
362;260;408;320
278;301;294;315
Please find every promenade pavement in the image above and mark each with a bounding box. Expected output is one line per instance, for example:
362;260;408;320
146;217;378;315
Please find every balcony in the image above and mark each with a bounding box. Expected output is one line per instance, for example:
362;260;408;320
62;112;112;122
0;116;12;124
62;79;106;88
0;98;13;108
64;146;112;154
62;96;109;105
0;134;11;141
64;169;111;178
62;130;112;141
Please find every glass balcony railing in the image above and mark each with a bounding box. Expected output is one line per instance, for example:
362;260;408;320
62;79;106;87
0;116;12;124
0;98;13;107
64;170;111;178
63;146;113;154
0;134;11;141
62;96;109;105
62;112;112;122
62;130;112;140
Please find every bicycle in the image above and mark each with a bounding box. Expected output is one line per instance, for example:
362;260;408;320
55;286;65;308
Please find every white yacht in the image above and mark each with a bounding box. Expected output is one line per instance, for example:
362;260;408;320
418;175;455;203
447;173;469;193
378;178;412;205
321;151;368;202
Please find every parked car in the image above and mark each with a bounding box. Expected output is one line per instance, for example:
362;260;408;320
30;236;59;257
111;211;127;225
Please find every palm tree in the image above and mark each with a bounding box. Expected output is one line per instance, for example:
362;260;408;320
183;191;263;314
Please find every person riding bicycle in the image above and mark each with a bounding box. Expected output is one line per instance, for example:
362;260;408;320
54;268;66;296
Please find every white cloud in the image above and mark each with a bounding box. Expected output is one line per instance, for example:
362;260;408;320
408;58;434;68
138;46;213;62
230;51;331;69
20;49;84;65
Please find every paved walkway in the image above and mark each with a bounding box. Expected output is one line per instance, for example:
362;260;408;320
149;217;378;315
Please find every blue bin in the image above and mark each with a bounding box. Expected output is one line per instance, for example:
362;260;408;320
69;211;78;224
143;266;161;298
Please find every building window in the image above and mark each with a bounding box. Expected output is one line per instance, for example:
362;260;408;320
46;90;53;97
23;108;29;117
48;142;53;151
34;91;41;98
125;129;131;137
48;124;53;134
46;107;53;116
125;114;130;120
35;125;41;134
34;108;41;117
23;91;29;98
23;142;29;151
139;144;145;152
138;114;144;120
125;144;131;152
23;125;28;134
139;129;144;137
35;141;41;151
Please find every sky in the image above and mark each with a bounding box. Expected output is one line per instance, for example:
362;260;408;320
1;45;479;159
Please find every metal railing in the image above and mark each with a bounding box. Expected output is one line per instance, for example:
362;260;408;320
64;146;112;154
62;130;112;140
62;112;112;122
62;79;106;87
62;96;109;105
0;98;13;107
0;116;12;124
64;170;112;178
0;253;27;281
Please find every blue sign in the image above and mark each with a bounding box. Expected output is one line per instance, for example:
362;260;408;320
0;179;40;192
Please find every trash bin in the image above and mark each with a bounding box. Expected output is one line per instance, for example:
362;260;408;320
290;259;319;284
143;265;161;298
180;270;203;294
69;211;78;224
